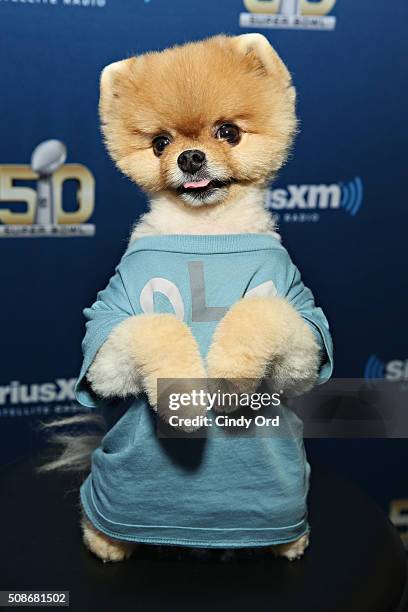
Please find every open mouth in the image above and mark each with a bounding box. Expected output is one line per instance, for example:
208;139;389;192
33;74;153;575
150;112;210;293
177;178;232;198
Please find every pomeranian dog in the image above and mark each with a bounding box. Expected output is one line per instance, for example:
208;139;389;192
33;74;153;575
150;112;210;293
45;34;332;563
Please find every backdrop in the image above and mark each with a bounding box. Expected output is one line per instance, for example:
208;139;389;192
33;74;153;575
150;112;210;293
0;0;407;549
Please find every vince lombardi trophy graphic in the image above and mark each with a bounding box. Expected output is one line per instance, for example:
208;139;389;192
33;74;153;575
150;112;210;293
31;140;67;225
279;0;301;15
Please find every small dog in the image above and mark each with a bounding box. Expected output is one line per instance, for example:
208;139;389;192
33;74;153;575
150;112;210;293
47;35;332;563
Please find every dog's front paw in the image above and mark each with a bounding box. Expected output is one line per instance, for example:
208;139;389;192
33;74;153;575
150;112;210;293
87;314;207;410
207;312;266;382
207;297;321;402
133;315;207;430
206;300;271;413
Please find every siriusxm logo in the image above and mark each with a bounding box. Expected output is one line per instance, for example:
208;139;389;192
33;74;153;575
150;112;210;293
364;355;408;383
0;378;79;417
0;378;76;405
341;177;364;216
0;1;107;7
267;177;363;222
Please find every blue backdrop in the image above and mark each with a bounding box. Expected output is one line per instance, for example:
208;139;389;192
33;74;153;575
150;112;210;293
0;0;407;548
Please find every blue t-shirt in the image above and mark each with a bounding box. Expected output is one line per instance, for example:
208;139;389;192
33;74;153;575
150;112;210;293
76;234;333;548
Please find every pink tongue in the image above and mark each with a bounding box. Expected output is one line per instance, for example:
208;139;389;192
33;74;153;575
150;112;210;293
183;179;211;189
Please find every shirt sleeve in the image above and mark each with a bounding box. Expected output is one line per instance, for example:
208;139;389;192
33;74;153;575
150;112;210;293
245;248;334;385
75;268;135;408
284;258;333;384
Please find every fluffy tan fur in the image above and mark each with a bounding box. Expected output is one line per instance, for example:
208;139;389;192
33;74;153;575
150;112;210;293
207;296;320;399
82;35;315;562
272;533;310;561
131;186;279;239
81;516;136;562
100;34;296;208
81;516;309;564
88;313;206;421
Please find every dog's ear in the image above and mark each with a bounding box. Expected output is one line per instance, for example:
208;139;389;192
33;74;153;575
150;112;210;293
234;34;291;83
99;58;136;121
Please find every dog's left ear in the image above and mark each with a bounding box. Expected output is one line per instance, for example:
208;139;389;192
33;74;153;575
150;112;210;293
234;34;292;83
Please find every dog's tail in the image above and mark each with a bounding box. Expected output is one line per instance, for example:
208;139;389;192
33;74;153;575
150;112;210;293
38;413;105;473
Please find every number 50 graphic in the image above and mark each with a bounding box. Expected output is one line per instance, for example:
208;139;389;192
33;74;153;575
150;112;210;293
0;164;95;226
243;0;336;15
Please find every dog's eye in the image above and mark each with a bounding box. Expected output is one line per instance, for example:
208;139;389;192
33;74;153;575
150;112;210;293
216;124;241;145
152;135;172;157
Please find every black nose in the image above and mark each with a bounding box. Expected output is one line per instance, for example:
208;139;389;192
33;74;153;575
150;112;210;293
177;149;206;174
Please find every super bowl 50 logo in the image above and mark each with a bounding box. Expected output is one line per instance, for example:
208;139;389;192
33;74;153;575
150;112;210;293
0;140;95;238
390;500;408;550
240;0;337;30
